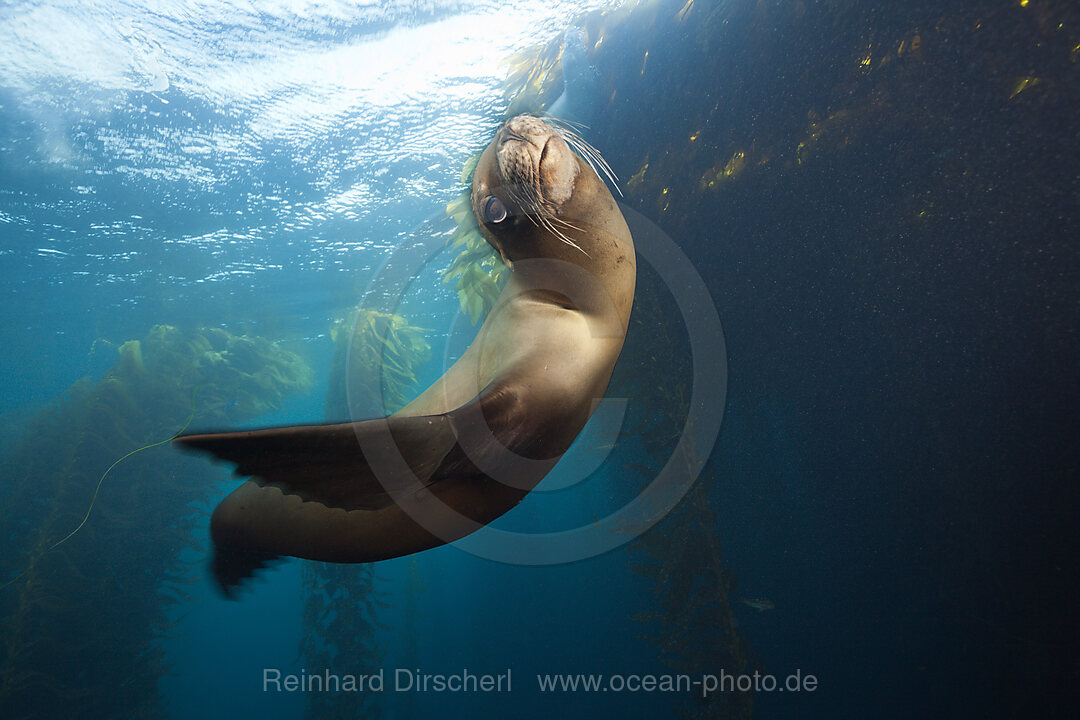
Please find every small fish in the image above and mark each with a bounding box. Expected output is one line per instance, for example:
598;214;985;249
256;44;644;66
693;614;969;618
739;597;775;612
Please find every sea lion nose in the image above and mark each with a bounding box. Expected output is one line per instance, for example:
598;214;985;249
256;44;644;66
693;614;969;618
500;115;551;147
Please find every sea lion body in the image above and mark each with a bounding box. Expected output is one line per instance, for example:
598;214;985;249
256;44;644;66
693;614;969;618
176;115;635;593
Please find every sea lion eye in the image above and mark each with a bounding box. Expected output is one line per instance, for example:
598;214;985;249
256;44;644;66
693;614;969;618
484;196;508;224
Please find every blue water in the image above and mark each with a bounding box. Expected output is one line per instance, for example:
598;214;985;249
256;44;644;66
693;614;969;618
2;1;1077;719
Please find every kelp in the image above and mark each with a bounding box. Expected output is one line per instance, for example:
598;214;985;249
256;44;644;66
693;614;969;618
440;156;507;325
502;5;631;118
499;0;1080;715
301;307;430;720
616;269;756;720
502;33;566;118
508;0;1080;230
325;308;431;419
0;324;312;719
299;561;386;720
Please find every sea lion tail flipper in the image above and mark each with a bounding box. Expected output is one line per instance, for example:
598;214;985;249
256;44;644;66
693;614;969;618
211;545;282;598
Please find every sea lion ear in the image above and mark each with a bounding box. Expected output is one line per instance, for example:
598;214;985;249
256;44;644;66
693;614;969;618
538;135;579;206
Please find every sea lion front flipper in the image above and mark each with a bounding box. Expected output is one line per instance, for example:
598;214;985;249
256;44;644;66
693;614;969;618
177;416;460;596
175;416;461;512
175;378;561;594
174;375;556;512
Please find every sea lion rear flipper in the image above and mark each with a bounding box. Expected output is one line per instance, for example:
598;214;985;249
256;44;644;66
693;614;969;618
211;545;282;598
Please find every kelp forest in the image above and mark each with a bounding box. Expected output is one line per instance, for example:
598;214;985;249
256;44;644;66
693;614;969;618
0;325;312;718
4;0;1071;717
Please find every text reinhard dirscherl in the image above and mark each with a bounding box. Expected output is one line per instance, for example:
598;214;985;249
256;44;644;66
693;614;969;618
262;668;819;697
263;668;512;694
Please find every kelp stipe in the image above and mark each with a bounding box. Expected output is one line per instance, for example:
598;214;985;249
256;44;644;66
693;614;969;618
0;325;312;719
396;555;424;719
618;271;756;720
500;18;758;717
299;562;387;720
0;383;202;594
50;382;203;554
301;307;430;720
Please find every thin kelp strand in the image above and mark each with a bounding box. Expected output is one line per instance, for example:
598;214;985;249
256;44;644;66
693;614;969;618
0;383;206;594
48;383;205;552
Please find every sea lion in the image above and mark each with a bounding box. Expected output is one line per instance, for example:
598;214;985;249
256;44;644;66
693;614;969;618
175;115;635;593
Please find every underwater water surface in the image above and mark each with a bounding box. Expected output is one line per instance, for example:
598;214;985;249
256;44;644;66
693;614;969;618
1;1;1077;719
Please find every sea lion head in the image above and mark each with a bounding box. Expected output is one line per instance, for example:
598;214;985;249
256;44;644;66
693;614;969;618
471;114;627;268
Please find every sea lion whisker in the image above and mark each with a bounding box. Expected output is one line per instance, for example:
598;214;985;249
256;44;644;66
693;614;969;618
554;126;622;196
517;179;541;209
560;234;591;257
538;211;590;257
551;215;585;234
576;141;621;195
547;116;591;133
506;184;542;227
572;138;612;187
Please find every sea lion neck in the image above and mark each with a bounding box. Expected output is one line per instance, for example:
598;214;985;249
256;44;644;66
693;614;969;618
472;115;636;323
